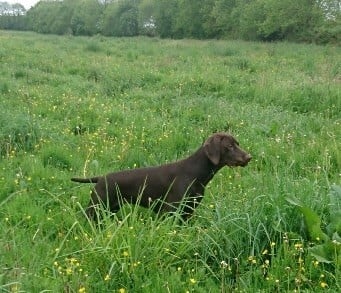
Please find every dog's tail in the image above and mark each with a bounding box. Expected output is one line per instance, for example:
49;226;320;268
71;177;100;183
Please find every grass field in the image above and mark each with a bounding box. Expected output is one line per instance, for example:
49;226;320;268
0;30;340;292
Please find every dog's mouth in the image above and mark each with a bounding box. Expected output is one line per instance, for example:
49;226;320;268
239;161;250;167
227;162;248;168
227;155;252;168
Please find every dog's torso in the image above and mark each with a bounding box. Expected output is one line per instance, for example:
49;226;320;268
71;132;251;221
92;150;213;214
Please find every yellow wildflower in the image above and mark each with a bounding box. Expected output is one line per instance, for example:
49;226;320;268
66;267;72;275
320;282;328;288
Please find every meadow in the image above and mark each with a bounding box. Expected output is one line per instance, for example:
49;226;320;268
0;30;340;292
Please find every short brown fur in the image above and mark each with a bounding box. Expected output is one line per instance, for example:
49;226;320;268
71;132;251;220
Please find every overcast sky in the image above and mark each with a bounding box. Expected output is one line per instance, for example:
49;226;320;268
7;0;40;9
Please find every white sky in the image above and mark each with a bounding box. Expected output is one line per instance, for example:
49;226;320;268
7;0;40;9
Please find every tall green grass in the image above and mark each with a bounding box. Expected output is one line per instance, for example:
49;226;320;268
0;31;340;292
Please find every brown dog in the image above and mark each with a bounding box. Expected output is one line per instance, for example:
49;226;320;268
71;132;251;220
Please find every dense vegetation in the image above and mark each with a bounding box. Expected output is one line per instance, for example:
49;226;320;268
0;0;340;44
0;31;340;292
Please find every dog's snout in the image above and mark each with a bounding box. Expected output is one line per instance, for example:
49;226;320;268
245;154;252;162
238;153;252;167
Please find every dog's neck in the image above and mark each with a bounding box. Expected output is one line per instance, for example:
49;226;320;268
182;147;223;186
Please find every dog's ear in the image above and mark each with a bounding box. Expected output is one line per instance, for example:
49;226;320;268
204;134;221;165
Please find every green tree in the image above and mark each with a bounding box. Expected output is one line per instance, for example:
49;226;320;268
50;0;75;35
259;0;324;41
175;0;207;38
0;2;26;30
26;1;61;33
153;0;178;38
70;0;102;35
315;0;341;43
2;0;339;44
209;0;238;38
138;0;156;36
102;0;139;36
230;0;266;41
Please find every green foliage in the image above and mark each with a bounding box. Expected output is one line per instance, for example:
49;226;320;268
138;0;156;36
0;31;340;292
102;0;139;37
286;196;329;242
153;0;178;38
70;0;102;36
2;0;340;43
208;0;238;38
0;2;26;30
175;0;207;38
286;185;341;266
26;0;72;34
327;185;341;236
245;0;322;41
0;109;41;156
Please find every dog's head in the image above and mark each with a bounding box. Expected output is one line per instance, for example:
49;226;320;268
204;132;252;167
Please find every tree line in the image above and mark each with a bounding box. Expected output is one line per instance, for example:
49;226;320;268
0;0;340;44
